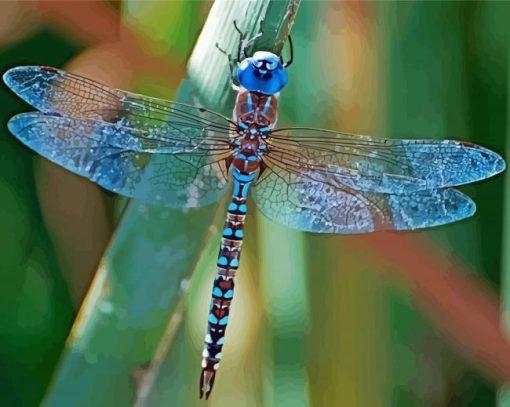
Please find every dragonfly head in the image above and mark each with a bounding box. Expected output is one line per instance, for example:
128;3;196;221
237;51;288;95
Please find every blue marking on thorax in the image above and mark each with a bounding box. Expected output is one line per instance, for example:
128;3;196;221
262;97;272;115
247;93;253;112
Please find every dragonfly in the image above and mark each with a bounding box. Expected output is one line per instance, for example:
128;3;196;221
3;36;505;399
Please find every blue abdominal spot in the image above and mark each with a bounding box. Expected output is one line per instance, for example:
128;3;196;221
232;168;256;183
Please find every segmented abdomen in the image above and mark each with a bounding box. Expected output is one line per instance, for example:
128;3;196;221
199;168;255;399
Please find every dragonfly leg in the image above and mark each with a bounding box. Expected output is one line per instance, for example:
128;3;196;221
233;19;264;62
281;35;294;68
215;42;238;84
233;20;246;61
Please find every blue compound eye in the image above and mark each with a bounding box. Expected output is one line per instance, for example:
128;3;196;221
236;51;288;95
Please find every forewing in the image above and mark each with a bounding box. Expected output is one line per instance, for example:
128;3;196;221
3;65;235;140
8;113;231;208
253;159;475;234
268;127;505;194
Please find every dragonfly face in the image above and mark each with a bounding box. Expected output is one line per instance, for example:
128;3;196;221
236;51;288;95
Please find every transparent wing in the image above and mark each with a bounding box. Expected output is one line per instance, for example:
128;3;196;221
8;113;232;208
3;65;235;144
3;65;237;207
253;158;476;234
10;112;233;155
268;127;505;194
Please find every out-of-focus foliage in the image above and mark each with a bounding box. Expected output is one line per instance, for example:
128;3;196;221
380;3;507;406
0;28;82;405
0;2;509;407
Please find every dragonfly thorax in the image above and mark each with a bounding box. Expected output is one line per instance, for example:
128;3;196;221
232;87;277;175
234;88;279;132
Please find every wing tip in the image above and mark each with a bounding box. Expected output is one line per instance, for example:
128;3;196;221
3;65;56;90
390;188;477;232
463;142;506;178
7;112;29;136
481;148;506;181
494;152;506;174
447;188;477;218
6;112;45;138
2;66;22;89
3;66;61;113
463;193;477;218
4;65;29;81
6;115;17;134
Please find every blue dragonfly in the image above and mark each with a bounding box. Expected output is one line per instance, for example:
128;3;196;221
3;39;505;398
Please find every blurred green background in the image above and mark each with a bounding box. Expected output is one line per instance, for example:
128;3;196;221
0;1;508;406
